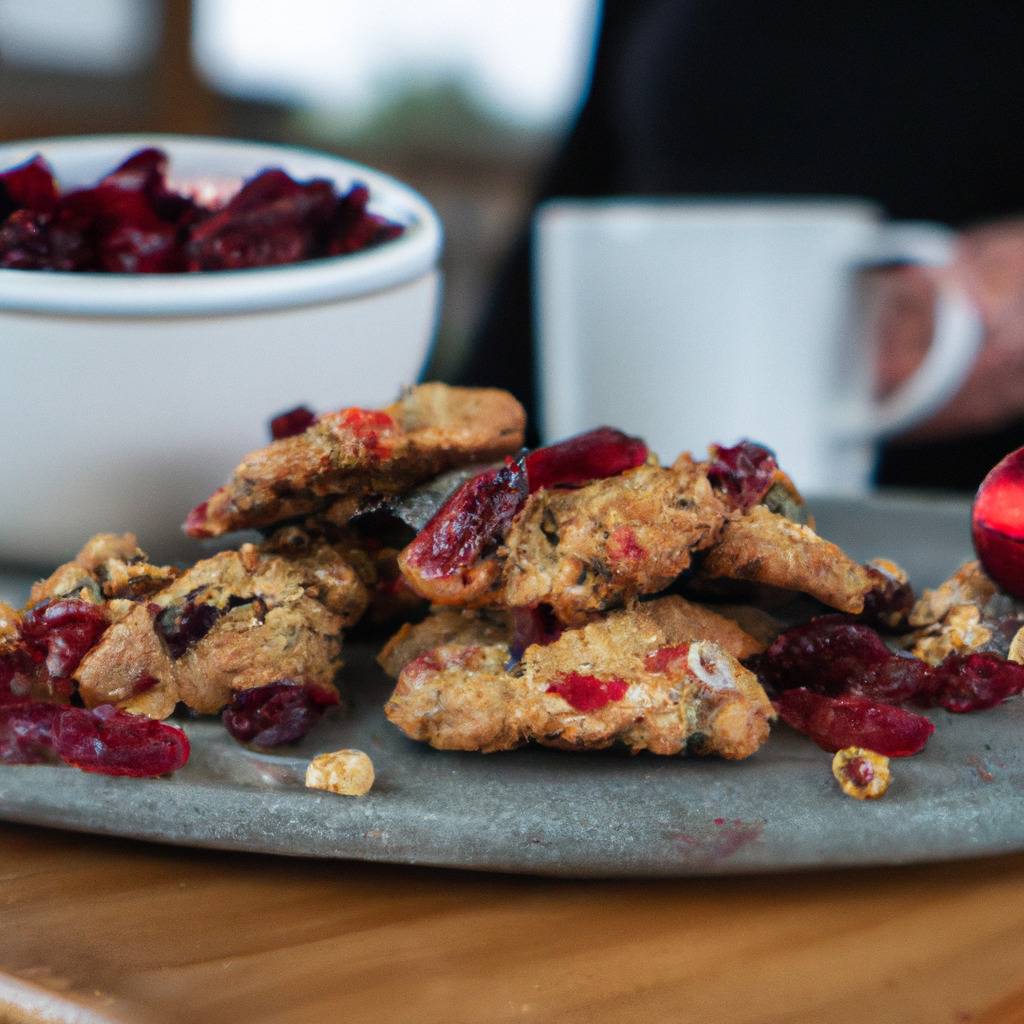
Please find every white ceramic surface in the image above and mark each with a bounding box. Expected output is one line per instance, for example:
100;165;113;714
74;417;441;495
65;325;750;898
0;135;443;565
536;199;982;492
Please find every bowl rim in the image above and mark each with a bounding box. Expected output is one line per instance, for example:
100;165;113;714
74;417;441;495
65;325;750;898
0;133;443;317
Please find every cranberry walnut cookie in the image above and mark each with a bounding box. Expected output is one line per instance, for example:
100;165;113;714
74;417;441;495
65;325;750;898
382;597;774;759
185;383;527;538
380;437;923;761
7;530;368;722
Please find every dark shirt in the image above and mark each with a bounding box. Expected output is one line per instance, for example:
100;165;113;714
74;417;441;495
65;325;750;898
461;0;1024;489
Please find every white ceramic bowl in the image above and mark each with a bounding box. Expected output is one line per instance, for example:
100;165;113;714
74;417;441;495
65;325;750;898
0;134;443;566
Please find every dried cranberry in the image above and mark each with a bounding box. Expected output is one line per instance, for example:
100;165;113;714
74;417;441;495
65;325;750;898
270;404;317;440
754;616;934;704
221;680;339;747
100;147;167;194
0;148;405;274
0;702;61;764
155;600;221;659
404;427;649;581
508;606;563;664
843;755;875;788
187;170;336;271
131;673;160;696
403;458;529;579
860;565;915;629
0;209;54;268
524;427;647;492
606;526;647;564
20;599;108;680
54;704;190;776
100;219;181;273
40;204;97;271
0;655;16;704
546;672;629;712
336;407;396;460
774;688;934;756
0;155;58;218
55;154;185;274
0;649;37;705
183;496;215;538
929;653;1024;713
973;446;1024;600
326;183;403;255
759;614;1024;717
707;441;778;510
645;644;691;674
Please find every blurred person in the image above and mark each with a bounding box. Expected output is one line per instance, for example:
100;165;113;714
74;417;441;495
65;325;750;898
460;0;1024;489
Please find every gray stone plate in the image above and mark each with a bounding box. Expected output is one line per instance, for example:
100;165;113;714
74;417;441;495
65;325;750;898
3;493;1018;878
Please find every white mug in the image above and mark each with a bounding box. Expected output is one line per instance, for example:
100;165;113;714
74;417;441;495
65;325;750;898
535;199;983;492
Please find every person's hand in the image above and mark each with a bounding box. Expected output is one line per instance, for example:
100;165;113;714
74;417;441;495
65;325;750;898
870;218;1024;442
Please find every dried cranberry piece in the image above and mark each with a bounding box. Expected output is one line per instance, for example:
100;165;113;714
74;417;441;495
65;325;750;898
100;147;198;227
404;427;648;581
0;654;19;705
754;616;934;704
183;495;217;539
100;218;181;273
0;702;61;764
186;169;336;271
131;673;160;696
40;204;98;271
63;148;194;272
336;407;396;460
508;606;563;664
54;704;190;776
929;653;1024;713
326;183;404;255
20;599;108;680
221;681;339;747
644;643;691;674
155;600;221;659
55;180;182;274
403;458;529;579
546;672;629;712
0;209;53;269
607;526;647;564
860;565;915;629
0;155;58;218
270;404;317;440
0;646;44;705
707;440;778;510
843;755;876;788
0;147;402;273
775;688;934;756
525;427;648;493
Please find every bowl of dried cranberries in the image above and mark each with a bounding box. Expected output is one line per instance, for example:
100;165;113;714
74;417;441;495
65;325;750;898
0;134;442;564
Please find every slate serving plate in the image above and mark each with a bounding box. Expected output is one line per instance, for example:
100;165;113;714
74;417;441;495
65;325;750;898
3;493;1016;878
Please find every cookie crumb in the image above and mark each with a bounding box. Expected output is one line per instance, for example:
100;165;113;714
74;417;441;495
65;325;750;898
305;749;374;797
832;746;891;800
1008;627;1024;665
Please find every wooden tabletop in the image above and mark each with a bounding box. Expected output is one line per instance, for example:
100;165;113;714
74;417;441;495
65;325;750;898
2;824;1024;1023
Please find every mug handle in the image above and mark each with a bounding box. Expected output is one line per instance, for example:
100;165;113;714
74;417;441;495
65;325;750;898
838;221;984;438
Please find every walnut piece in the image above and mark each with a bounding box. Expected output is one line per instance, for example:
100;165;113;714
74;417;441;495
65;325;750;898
305;749;375;797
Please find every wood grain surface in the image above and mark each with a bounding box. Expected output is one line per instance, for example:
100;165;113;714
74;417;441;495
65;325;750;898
2;825;1024;1023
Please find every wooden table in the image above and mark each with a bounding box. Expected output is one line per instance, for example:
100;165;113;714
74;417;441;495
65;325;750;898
2;824;1024;1023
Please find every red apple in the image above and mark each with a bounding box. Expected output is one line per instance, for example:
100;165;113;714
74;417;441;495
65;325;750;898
973;446;1024;599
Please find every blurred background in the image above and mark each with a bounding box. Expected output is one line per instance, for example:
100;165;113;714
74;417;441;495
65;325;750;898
4;0;1023;501
0;0;598;380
